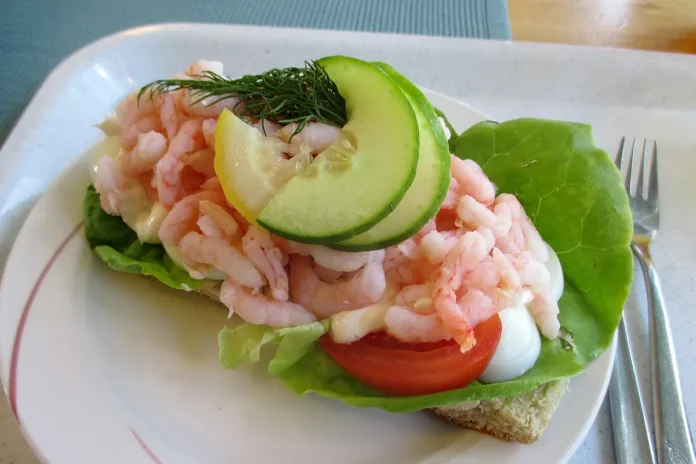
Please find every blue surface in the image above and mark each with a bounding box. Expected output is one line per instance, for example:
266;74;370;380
0;0;510;144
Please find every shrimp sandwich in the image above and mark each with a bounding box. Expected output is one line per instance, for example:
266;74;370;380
85;56;633;444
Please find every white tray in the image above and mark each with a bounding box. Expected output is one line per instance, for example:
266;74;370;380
1;24;695;464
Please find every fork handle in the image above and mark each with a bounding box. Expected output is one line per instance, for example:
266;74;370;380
633;244;696;464
609;318;656;463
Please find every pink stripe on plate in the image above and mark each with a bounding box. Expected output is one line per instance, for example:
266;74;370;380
8;221;85;422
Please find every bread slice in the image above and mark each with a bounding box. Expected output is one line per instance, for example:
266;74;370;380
200;284;567;444
432;379;569;444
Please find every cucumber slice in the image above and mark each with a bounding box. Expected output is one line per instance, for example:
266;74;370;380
256;56;419;244
333;63;450;251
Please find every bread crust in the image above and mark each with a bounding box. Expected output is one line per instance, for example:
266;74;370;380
431;379;569;444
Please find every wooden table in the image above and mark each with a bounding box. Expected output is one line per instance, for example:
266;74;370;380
509;0;696;54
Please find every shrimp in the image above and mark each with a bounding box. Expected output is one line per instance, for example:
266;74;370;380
513;252;551;294
497;221;525;255
527;293;561;339
115;92;158;127
198;200;240;240
278;122;342;153
93;156;125;214
397;239;421;260
122;131;168;175
219;280;316;328
457;289;497;327
491;202;513;238
201;119;217;147
491;248;521;289
154;120;205;206
242;225;289;301
307;246;384;273
420;230;454;265
384;306;451;343
181;148;216;177
456;195;497;230
288;255;386;318
432;230;494;351
186;60;224;77
520;215;549;262
394;284;433;314
313;263;343;283
251;119;282;136
450;155;496;205
159;93;179;140
463;257;500;291
159;189;228;245
441;178;461;210
179;232;265;288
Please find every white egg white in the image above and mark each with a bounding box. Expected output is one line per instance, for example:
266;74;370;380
479;304;541;384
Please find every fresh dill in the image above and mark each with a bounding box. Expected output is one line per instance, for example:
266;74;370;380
138;61;347;136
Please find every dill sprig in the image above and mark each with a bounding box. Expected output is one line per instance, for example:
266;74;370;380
138;61;347;136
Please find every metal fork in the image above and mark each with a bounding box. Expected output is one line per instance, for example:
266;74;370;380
615;138;695;464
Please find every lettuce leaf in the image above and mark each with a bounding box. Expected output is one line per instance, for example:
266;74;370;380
218;321;330;374
224;118;632;412
83;185;205;291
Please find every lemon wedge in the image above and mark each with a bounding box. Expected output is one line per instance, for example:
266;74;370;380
214;110;311;223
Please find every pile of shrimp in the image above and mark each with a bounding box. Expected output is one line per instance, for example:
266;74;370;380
93;60;560;353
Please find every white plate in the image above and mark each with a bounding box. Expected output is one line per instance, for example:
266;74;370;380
1;24;659;464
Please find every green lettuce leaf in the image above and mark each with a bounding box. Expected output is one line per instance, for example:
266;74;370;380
218;320;331;374
83;185;205;291
235;118;632;412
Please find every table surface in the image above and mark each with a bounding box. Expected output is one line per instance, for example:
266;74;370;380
509;0;696;54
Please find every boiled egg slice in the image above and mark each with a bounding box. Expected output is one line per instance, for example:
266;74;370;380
479;296;541;384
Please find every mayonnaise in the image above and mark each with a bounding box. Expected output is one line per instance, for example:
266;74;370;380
330;303;390;344
90;136;168;244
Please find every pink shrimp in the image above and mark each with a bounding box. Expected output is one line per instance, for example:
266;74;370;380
92;156;125;215
492;248;521;289
122;131;168;175
202;119;217;146
457;289;497;327
159;189;228;245
179;232;265;288
463;256;500;291
157;93;178;140
456;195;497;230
394;284;433;314
450;155;496;205
154;120;205;206
242;225;289;301
278;122;342;153
513;252;552;294
197;200;240;240
181;148;216;177
528;293;561;339
441;178;461;210
419;230;458;265
219;280;316;328
432;230;494;351
384;306;451;343
288;255;386;318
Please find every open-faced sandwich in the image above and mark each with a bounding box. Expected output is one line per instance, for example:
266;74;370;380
84;56;633;443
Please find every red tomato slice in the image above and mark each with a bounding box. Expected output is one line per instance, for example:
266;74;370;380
320;314;502;396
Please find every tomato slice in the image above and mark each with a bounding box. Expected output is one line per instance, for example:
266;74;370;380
319;315;502;396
